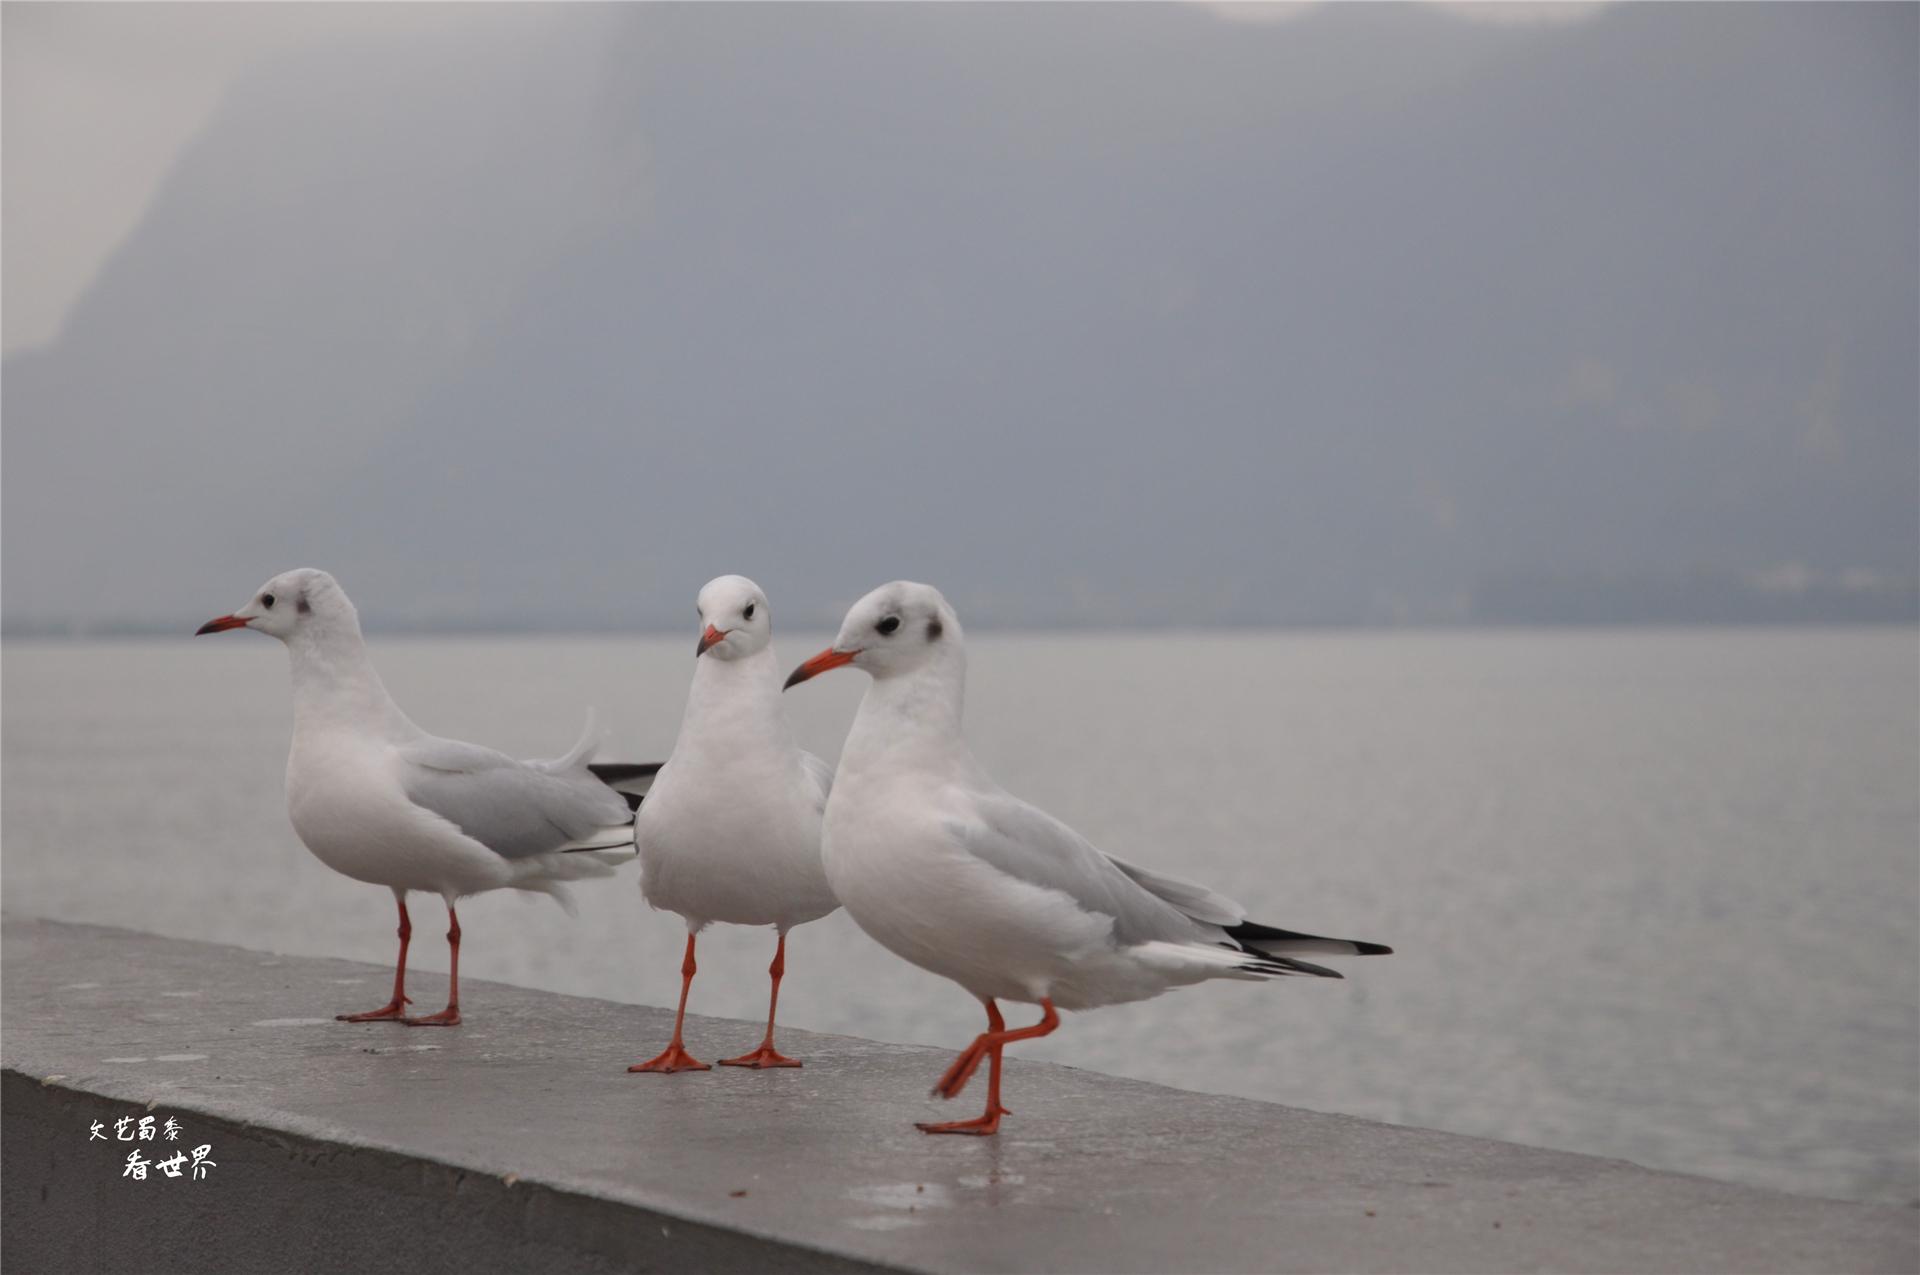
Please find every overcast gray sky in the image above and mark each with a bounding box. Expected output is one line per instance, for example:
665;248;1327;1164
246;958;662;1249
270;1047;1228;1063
3;1;1605;355
3;1;1914;632
3;3;558;352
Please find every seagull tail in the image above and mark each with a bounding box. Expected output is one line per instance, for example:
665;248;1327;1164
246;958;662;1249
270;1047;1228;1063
1134;940;1344;982
555;823;638;855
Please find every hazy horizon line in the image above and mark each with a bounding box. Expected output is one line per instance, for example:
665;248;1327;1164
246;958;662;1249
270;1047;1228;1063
7;615;1917;643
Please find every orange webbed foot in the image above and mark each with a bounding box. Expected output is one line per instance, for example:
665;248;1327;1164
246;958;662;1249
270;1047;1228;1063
718;1044;801;1069
401;1007;461;1027
628;1042;710;1073
916;1109;1007;1136
336;998;410;1022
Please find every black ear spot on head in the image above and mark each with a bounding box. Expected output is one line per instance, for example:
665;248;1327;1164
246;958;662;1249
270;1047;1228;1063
926;618;943;641
296;593;312;616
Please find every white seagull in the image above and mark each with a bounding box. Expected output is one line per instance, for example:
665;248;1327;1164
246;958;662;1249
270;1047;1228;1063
786;581;1392;1134
628;575;840;1072
197;568;654;1025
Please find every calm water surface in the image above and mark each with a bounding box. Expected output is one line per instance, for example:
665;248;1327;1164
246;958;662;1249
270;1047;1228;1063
5;628;1915;1203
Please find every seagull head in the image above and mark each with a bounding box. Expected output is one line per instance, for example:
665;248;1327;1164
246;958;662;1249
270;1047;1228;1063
694;574;772;660
785;581;960;689
196;568;355;644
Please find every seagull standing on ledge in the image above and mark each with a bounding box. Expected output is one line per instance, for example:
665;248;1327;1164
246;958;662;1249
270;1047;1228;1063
786;581;1391;1134
629;575;839;1072
197;568;652;1026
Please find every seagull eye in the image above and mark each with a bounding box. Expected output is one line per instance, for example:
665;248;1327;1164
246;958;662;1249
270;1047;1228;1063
876;615;901;636
743;603;756;620
261;594;275;609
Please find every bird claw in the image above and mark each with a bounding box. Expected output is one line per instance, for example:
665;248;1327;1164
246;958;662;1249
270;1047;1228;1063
628;1043;710;1073
916;1112;1005;1136
718;1045;802;1069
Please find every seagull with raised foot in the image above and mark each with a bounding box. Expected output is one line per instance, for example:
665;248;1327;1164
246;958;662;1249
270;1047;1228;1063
786;581;1392;1134
628;575;840;1073
197;568;655;1026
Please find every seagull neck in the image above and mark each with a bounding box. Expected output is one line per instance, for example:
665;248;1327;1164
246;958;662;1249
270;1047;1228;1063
680;645;788;743
842;660;968;775
286;627;411;737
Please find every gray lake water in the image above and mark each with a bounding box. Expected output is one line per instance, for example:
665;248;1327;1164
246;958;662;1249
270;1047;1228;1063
4;628;1915;1204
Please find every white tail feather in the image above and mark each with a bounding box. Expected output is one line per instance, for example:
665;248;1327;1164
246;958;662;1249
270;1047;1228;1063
1132;941;1274;982
554;823;637;854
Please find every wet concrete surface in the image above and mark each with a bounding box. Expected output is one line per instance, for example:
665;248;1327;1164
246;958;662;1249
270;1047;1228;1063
4;917;1915;1274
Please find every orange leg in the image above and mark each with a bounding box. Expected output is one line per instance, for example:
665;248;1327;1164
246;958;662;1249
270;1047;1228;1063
918;999;1052;1136
338;894;414;1022
720;932;802;1068
629;933;710;1073
403;903;462;1026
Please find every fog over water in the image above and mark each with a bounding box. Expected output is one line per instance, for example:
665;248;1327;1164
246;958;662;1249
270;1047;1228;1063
5;627;1914;1204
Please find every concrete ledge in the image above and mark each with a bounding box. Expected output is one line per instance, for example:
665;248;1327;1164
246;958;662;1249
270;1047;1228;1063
4;918;1915;1274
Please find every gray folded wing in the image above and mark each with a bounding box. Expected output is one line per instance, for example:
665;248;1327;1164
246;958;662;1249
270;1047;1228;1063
945;789;1246;947
1103;853;1246;927
399;735;634;860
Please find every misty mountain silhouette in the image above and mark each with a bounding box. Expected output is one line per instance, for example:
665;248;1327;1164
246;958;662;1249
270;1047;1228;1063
5;3;1914;631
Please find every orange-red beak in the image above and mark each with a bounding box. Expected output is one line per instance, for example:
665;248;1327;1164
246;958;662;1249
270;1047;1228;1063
784;646;856;690
696;625;729;657
195;614;250;635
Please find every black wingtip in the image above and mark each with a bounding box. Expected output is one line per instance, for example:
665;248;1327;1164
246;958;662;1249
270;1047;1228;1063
588;762;664;783
1226;920;1394;958
589;761;660;811
1246;955;1345;979
561;840;634;854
